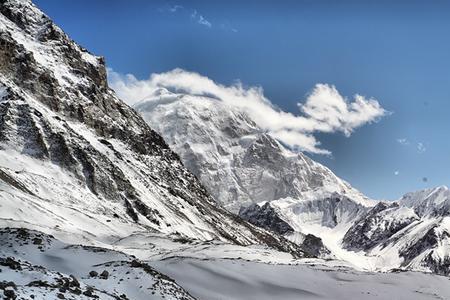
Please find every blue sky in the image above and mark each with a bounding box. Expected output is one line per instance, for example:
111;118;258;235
35;0;450;200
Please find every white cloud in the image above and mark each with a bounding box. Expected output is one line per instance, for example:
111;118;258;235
191;10;212;28
108;68;387;154
158;5;183;13
159;6;212;28
397;138;427;154
417;142;426;153
397;138;409;146
394;171;399;176
220;23;238;33
169;5;183;13
298;84;386;137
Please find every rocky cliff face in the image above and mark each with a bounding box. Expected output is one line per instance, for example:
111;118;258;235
0;0;307;258
238;202;333;257
239;202;294;235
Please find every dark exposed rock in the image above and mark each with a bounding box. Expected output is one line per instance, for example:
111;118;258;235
82;287;96;298
422;253;450;276
0;257;21;270
123;198;139;223
301;234;331;258
69;275;80;288
0;281;16;290
99;270;109;280
27;280;52;288
0;169;36;196
239;202;294;235
3;288;15;299
239;203;330;257
133;199;162;225
32;237;42;245
88;270;98;278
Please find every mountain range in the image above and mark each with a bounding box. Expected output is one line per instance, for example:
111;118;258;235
0;0;449;299
135;84;450;276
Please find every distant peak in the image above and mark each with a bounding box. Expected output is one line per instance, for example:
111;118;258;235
403;185;448;197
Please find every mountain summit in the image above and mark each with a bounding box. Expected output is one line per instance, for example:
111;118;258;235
134;88;373;213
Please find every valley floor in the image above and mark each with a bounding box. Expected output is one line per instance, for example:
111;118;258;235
1;227;450;299
152;258;450;300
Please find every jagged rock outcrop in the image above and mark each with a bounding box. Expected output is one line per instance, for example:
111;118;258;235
239;202;333;258
301;234;331;258
239;202;294;235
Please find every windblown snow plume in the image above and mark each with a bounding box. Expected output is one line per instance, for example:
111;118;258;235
109;68;386;154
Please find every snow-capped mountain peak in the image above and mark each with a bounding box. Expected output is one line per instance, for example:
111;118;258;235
135;90;374;213
134;83;379;263
400;185;450;216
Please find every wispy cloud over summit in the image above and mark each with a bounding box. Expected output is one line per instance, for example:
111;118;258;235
109;69;387;155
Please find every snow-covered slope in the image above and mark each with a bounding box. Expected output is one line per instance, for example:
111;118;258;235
342;186;450;275
0;0;307;260
5;227;450;300
0;228;195;300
